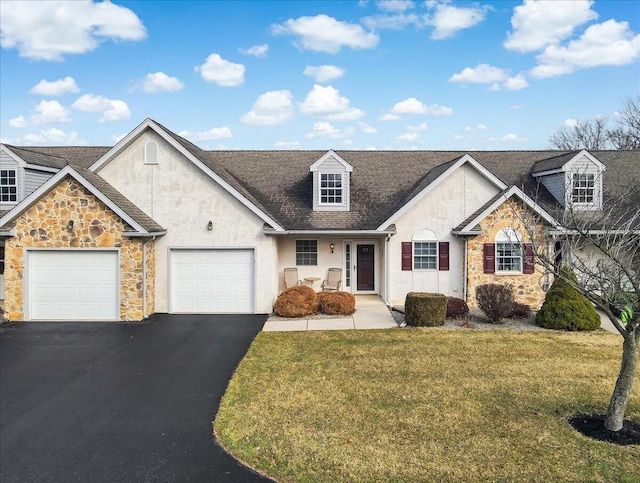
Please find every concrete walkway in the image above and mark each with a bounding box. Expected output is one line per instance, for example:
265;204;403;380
263;295;398;332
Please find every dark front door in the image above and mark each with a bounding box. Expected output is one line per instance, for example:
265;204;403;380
356;244;375;291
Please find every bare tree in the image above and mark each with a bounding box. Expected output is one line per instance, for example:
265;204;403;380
517;178;640;432
550;117;610;150
549;96;640;151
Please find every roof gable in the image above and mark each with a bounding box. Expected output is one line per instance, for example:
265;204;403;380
0;165;164;235
309;150;353;172
532;149;605;177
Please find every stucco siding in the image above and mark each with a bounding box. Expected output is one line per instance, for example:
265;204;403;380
388;163;500;306
98;130;278;313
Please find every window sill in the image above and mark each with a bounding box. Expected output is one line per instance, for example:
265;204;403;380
495;271;524;276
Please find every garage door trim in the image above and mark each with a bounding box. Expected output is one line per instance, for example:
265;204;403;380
24;248;120;321
168;247;256;314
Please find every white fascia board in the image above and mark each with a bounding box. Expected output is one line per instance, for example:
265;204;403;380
376;154;507;231
90;118;284;232
531;168;563;178
1;145;27;167
309;150;353;172
565;150;606;172
123;231;167;238
0;229;16;237
0;166;148;234
457;186;559;233
24;164;59;173
264;229;397;236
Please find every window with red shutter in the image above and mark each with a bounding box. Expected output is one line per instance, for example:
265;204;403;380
438;242;449;271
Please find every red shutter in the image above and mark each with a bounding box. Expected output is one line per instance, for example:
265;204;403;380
438;242;449;271
402;242;412;271
483;243;495;273
523;243;535;274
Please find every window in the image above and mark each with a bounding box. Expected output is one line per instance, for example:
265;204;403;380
571;173;595;203
296;240;317;266
414;242;437;270
320;173;342;204
496;228;522;273
1;169;17;203
345;243;351;287
0;244;4;274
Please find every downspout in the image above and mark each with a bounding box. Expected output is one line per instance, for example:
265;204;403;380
385;233;391;306
463;238;468;302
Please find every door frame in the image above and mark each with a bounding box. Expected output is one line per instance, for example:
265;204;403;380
350;240;379;295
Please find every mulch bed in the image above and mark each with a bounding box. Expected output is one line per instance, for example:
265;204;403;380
569;414;640;446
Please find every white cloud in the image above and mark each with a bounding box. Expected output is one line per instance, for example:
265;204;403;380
9;115;27;128
503;74;529;90
305;121;355;139
377;0;414;12
564;118;578;128
112;133;126;143
395;132;419;142
379;113;401;121
406;122;429;132
299;84;365;121
5;128;79;145
140;72;184;93
303;65;346;83
31;100;71;124
388;97;452;116
239;44;269;57
358;121;378;134
241;90;295;126
195;53;245;87
464;124;487;132
271;14;379;54
361;13;419;30
179;127;233;141
425;3;488;40
504;0;597;53
530;19;640;79
30;76;79;96
342;139;353;146
453;134;464;140
0;0;146;61
449;64;507;84
274;140;301;149
71;94;130;122
498;133;527;142
509;104;524;110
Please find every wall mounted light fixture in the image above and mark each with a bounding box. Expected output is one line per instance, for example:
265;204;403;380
330;243;335;253
66;220;74;230
207;221;213;231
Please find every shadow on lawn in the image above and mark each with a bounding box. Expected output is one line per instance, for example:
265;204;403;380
569;414;640;446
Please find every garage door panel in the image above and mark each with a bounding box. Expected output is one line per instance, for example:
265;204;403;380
170;249;254;314
29;251;118;321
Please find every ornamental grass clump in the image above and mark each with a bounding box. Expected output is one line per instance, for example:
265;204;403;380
536;274;600;331
317;291;356;315
274;285;318;318
476;284;514;324
446;297;470;319
405;292;447;327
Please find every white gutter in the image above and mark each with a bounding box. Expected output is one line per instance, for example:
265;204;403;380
547;229;640;236
264;229;397;236
123;231;167;238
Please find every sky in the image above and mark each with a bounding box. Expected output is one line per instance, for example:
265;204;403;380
0;0;638;151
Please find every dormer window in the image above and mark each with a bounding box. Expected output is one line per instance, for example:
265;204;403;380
1;170;17;203
571;173;595;203
320;173;343;205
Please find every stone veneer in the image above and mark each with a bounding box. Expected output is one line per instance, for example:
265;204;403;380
467;199;547;310
3;178;155;321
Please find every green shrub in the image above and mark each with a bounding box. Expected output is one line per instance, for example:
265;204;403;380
274;285;318;317
536;274;600;331
446;297;469;319
509;302;532;319
476;284;514;323
405;292;447;327
317;291;356;315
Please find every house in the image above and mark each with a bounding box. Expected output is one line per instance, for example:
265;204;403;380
1;118;637;321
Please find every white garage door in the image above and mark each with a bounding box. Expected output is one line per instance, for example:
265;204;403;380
28;250;119;321
170;249;254;313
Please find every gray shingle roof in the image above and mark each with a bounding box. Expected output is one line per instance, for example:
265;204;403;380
531;151;580;174
5;145;110;169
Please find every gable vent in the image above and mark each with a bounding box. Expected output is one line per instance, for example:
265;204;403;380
144;141;159;164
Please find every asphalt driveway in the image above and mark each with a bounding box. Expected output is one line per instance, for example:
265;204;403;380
0;314;272;482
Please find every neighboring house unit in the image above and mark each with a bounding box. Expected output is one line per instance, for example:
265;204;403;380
1;118;638;321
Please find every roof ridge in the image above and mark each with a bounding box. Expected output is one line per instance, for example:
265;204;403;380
4;145;69;161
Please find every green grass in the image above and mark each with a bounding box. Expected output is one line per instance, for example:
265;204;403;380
215;329;640;482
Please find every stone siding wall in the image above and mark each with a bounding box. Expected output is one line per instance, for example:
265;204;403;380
3;178;154;321
467;199;547;310
144;240;156;316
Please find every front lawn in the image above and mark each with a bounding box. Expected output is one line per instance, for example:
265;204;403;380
215;330;640;482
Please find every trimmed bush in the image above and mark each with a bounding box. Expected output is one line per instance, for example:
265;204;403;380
405;292;447;327
476;284;514;324
317;291;356;315
446;297;470;319
274;285;318;318
509;302;532;319
536;274;600;331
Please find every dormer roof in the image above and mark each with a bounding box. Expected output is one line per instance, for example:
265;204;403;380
532;149;606;177
309;150;353;172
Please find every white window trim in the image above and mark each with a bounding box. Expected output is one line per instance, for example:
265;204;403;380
413;241;438;271
495;228;523;274
0;168;19;205
565;170;603;210
318;172;344;206
295;239;318;266
144;141;159;165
